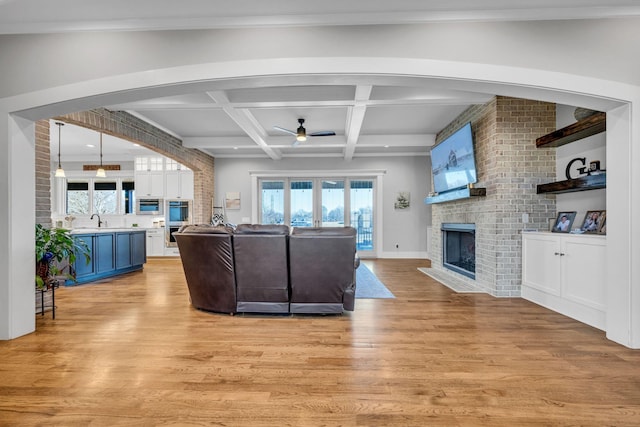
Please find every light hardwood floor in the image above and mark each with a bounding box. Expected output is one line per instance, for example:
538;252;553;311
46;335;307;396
1;258;639;426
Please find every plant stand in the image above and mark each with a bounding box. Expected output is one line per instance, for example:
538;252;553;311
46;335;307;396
36;281;59;319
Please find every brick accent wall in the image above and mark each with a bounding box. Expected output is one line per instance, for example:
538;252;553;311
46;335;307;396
51;108;215;224
431;96;556;296
35;120;51;226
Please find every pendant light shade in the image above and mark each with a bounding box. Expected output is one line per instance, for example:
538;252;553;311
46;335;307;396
54;122;65;178
96;132;106;178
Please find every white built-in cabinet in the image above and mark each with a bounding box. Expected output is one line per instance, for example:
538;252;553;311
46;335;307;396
521;231;606;330
146;229;165;257
134;156;193;200
134;156;165;197
164;170;194;199
135;171;164;198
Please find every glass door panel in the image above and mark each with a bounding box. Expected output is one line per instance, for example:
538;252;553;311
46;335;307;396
321;180;345;227
350;180;374;252
260;180;285;224
290;180;314;227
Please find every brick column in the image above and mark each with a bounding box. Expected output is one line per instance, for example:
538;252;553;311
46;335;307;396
35;120;51;227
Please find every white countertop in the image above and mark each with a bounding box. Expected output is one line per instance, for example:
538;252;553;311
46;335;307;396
70;227;154;234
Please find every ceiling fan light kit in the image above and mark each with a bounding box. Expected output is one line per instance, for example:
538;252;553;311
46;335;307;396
274;118;335;146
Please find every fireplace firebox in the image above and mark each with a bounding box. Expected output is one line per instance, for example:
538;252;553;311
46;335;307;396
441;223;476;279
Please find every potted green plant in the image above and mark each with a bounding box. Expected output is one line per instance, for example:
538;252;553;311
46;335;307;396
35;223;91;289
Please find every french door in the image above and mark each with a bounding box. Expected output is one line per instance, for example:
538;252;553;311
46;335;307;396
259;177;375;255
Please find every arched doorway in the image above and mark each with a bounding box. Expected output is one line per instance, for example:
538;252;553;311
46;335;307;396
0;57;636;347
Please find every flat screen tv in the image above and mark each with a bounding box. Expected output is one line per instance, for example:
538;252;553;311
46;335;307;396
430;122;477;194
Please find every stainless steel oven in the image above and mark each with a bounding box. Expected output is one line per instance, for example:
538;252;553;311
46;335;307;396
166;225;182;247
166;199;192;224
165;200;192;247
136;198;163;215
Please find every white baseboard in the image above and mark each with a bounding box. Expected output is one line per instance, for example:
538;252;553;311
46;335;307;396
379;251;429;259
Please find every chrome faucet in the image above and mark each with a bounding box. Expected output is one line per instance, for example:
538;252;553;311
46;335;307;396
90;213;103;228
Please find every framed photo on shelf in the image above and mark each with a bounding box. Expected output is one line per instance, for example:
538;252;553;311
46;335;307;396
552;211;577;233
598;212;607;235
580;210;606;233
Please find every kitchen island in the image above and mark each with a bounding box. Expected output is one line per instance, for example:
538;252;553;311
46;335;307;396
68;228;146;285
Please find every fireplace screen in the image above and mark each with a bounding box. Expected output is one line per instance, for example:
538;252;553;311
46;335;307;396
441;223;476;279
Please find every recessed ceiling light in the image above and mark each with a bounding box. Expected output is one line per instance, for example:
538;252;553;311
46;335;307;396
86;144;95;148
233;147;239;150
384;145;390;148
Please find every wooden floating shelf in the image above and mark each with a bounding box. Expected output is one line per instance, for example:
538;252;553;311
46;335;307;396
537;173;606;195
536;112;606;148
424;187;486;204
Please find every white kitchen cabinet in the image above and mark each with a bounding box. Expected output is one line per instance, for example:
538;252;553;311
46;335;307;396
164;170;194;199
164;246;180;257
146;229;165;257
522;232;606;330
135;171;165;198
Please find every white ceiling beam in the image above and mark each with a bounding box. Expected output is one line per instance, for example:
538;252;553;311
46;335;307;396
356;134;436;147
344;85;372;161
205;91;282;160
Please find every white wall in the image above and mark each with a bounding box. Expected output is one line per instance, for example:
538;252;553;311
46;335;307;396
555;105;606;226
214;156;431;257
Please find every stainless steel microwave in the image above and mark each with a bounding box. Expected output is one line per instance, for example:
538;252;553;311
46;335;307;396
136;198;163;215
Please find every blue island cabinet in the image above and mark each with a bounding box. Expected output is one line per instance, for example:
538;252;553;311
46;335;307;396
69;230;146;285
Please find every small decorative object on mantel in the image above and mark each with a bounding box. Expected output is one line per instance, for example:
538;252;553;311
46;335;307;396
574;107;600;121
552;211;577;233
394;191;410;209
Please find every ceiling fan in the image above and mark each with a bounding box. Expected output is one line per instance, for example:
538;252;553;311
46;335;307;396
273;118;336;146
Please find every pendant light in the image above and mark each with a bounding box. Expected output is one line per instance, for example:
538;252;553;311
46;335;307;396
54;122;65;178
96;132;106;178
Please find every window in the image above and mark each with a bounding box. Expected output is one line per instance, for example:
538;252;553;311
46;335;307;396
260;181;284;224
122;181;135;214
67;182;89;215
350;180;374;251
93;181;117;214
65;179;133;216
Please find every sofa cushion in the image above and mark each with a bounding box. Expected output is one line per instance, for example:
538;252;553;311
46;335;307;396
177;224;233;234
290;226;356;237
235;224;290;235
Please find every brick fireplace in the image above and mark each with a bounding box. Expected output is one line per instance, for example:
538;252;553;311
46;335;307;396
429;97;557;296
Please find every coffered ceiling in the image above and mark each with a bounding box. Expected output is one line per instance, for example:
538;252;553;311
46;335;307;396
104;84;494;160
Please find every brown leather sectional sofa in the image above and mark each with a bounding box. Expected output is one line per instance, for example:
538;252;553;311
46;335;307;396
173;224;359;315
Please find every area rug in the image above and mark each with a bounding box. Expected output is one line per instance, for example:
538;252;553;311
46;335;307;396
356;264;395;299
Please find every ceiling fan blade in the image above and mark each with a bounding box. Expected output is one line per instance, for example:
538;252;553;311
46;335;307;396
291;139;301;147
273;126;297;136
309;131;336;137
